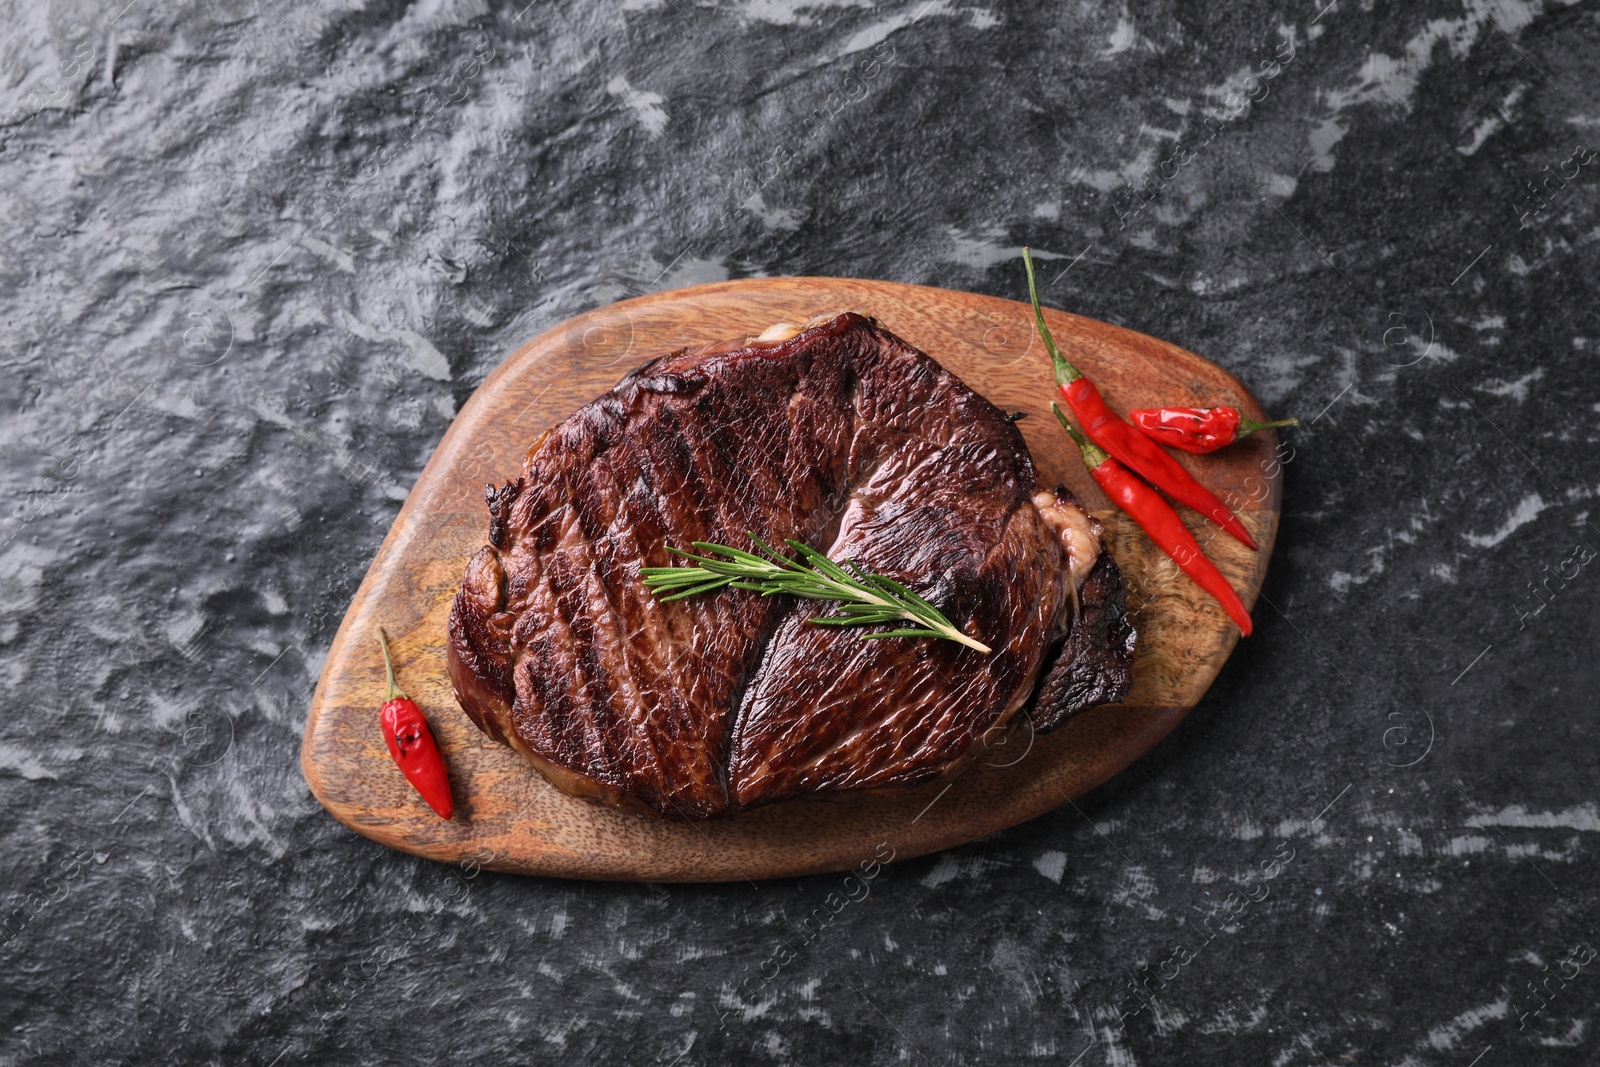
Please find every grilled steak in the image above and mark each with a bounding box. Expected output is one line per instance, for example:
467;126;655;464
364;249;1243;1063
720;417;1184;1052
447;312;1134;818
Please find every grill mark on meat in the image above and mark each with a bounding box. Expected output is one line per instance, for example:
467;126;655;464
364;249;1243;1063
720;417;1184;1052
705;368;836;797
448;312;1135;818
586;498;676;808
572;562;644;802
538;549;615;782
595;418;730;811
628;377;793;810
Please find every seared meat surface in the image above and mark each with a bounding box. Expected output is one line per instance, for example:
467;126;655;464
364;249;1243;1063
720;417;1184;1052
447;312;1134;818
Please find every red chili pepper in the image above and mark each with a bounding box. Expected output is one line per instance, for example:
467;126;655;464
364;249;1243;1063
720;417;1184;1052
1052;404;1253;636
1022;249;1258;551
1130;406;1298;454
375;626;454;820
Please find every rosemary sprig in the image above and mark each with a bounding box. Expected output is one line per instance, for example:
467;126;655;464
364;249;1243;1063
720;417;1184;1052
639;534;991;654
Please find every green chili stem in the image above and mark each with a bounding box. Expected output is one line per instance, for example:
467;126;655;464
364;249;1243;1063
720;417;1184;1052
1051;403;1110;469
375;626;408;702
1022;247;1082;386
1239;417;1299;434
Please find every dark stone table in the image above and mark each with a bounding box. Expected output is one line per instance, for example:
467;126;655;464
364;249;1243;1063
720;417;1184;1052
3;1;1597;1063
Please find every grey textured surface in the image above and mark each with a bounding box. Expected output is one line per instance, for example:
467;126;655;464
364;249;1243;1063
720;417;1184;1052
2;0;1598;1063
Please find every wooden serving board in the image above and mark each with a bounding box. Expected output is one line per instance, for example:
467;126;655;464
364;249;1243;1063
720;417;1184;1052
301;278;1282;881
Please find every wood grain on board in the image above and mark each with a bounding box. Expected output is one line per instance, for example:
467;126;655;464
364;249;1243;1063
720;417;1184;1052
300;278;1284;881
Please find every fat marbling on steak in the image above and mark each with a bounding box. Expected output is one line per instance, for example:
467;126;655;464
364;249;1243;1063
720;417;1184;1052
447;311;1134;818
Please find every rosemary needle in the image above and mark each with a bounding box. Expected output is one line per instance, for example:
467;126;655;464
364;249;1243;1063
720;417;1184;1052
639;533;991;654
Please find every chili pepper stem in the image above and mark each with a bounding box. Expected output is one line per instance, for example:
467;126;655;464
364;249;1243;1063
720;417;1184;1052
1239;417;1299;434
1022;247;1082;386
1051;403;1108;466
375;626;408;702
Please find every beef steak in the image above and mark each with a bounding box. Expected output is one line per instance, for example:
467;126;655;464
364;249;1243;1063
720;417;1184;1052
447;312;1134;818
